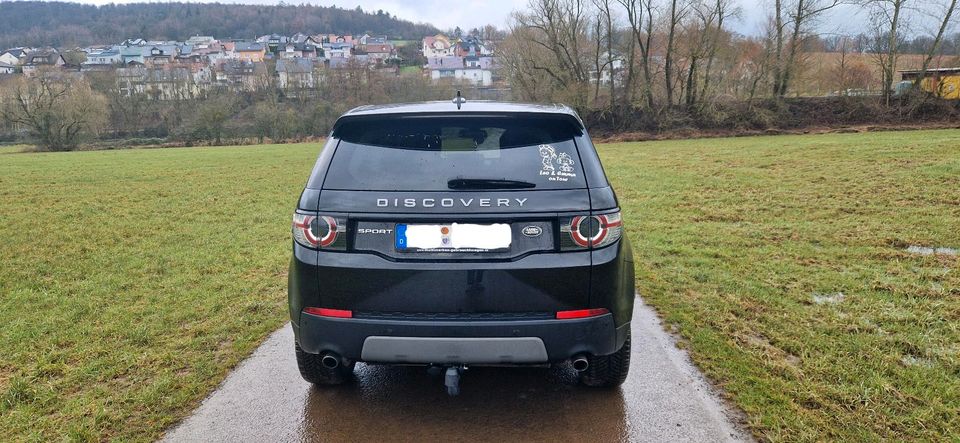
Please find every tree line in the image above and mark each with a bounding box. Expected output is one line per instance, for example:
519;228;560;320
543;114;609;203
500;0;960;129
0;2;438;49
4;0;960;151
0;66;491;151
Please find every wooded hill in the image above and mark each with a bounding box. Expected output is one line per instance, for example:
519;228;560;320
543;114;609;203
0;1;439;48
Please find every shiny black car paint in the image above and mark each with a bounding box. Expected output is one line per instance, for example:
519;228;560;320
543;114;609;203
297;311;626;363
288;101;635;366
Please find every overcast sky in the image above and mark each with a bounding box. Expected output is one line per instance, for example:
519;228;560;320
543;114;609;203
74;0;876;36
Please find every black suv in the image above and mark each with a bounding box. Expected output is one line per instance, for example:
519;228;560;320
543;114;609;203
289;100;634;394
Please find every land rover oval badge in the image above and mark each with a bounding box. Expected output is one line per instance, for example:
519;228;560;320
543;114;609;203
522;226;543;237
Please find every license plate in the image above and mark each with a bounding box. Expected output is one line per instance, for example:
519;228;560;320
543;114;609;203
396;223;511;251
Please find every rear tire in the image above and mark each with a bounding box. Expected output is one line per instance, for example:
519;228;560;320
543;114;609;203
579;331;631;387
295;342;354;385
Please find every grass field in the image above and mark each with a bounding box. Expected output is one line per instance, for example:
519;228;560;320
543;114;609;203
0;145;31;155
1;130;958;441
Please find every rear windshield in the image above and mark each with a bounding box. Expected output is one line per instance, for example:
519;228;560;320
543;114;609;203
324;116;587;191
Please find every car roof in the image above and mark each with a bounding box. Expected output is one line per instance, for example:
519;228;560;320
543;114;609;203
339;101;584;127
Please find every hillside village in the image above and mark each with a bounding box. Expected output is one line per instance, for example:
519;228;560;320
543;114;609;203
0;32;501;98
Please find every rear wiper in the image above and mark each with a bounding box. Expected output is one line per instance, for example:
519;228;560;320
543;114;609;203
447;178;537;190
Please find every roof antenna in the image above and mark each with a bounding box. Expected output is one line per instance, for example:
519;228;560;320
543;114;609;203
453;90;466;110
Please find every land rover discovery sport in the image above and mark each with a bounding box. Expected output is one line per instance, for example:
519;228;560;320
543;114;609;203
288;100;635;395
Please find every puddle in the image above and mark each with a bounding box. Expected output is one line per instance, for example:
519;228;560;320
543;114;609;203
906;245;958;256
900;354;935;368
812;292;845;305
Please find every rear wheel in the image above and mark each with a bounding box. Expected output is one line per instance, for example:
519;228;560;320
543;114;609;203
579;331;631;387
295;342;354;385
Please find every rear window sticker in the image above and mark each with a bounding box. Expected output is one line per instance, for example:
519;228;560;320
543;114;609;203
538;144;577;182
539;144;556;172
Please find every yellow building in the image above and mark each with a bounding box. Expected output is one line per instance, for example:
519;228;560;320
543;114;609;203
234;42;266;63
900;68;960;99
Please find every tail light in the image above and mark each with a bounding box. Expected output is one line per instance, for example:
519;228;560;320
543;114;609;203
556;308;609;319
560;211;622;251
303;307;353;318
293;212;346;250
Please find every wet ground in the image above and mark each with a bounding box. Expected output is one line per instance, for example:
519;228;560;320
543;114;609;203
163;299;751;442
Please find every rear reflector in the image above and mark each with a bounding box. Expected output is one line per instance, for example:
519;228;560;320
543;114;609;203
556;308;609;319
303;307;353;318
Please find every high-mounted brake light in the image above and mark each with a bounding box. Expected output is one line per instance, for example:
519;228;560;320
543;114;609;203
293;213;346;250
556;308;609;319
560;211;623;250
303;307;353;318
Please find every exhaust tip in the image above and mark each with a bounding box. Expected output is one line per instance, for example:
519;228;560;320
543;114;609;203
321;353;340;369
572;355;589;372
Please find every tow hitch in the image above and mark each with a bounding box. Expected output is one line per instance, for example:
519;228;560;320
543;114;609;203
428;364;468;396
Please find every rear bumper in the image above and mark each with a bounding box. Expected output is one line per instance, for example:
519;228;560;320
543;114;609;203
296;311;628;364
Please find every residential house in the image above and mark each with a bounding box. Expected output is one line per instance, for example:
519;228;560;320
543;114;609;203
216;60;268;90
257;34;289;54
426;56;493;86
82;47;122;70
176;45;204;65
290;33;323;46
21;51;65;76
359;43;393;63
191;42;226;65
455;35;492;57
276;58;318;90
465;55;496;69
322;34;353;44
358;34;387;45
233;42;266;62
193;66;213;85
120;45;150;65
322;42;353;59
0;62;15;74
84;47;121;64
144;45;179;66
0;48;26;66
221;42;236;58
352;52;371;65
589;52;624;86
454;66;493;86
281;42;318;59
117;65;199;99
328;57;356;69
121;38;147;46
422;34;454;58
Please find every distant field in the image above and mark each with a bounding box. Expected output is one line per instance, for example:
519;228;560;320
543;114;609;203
1;131;958;441
792;52;957;96
389;39;418;47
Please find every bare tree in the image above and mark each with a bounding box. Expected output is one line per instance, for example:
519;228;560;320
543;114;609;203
509;0;593;108
665;0;690;105
862;0;909;103
190;94;238;145
683;0;739;107
834;35;853;93
771;0;844;97
589;3;620;108
618;0;657;109
593;0;617;107
593;11;606;102
0;73;107;151
699;0;739;103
